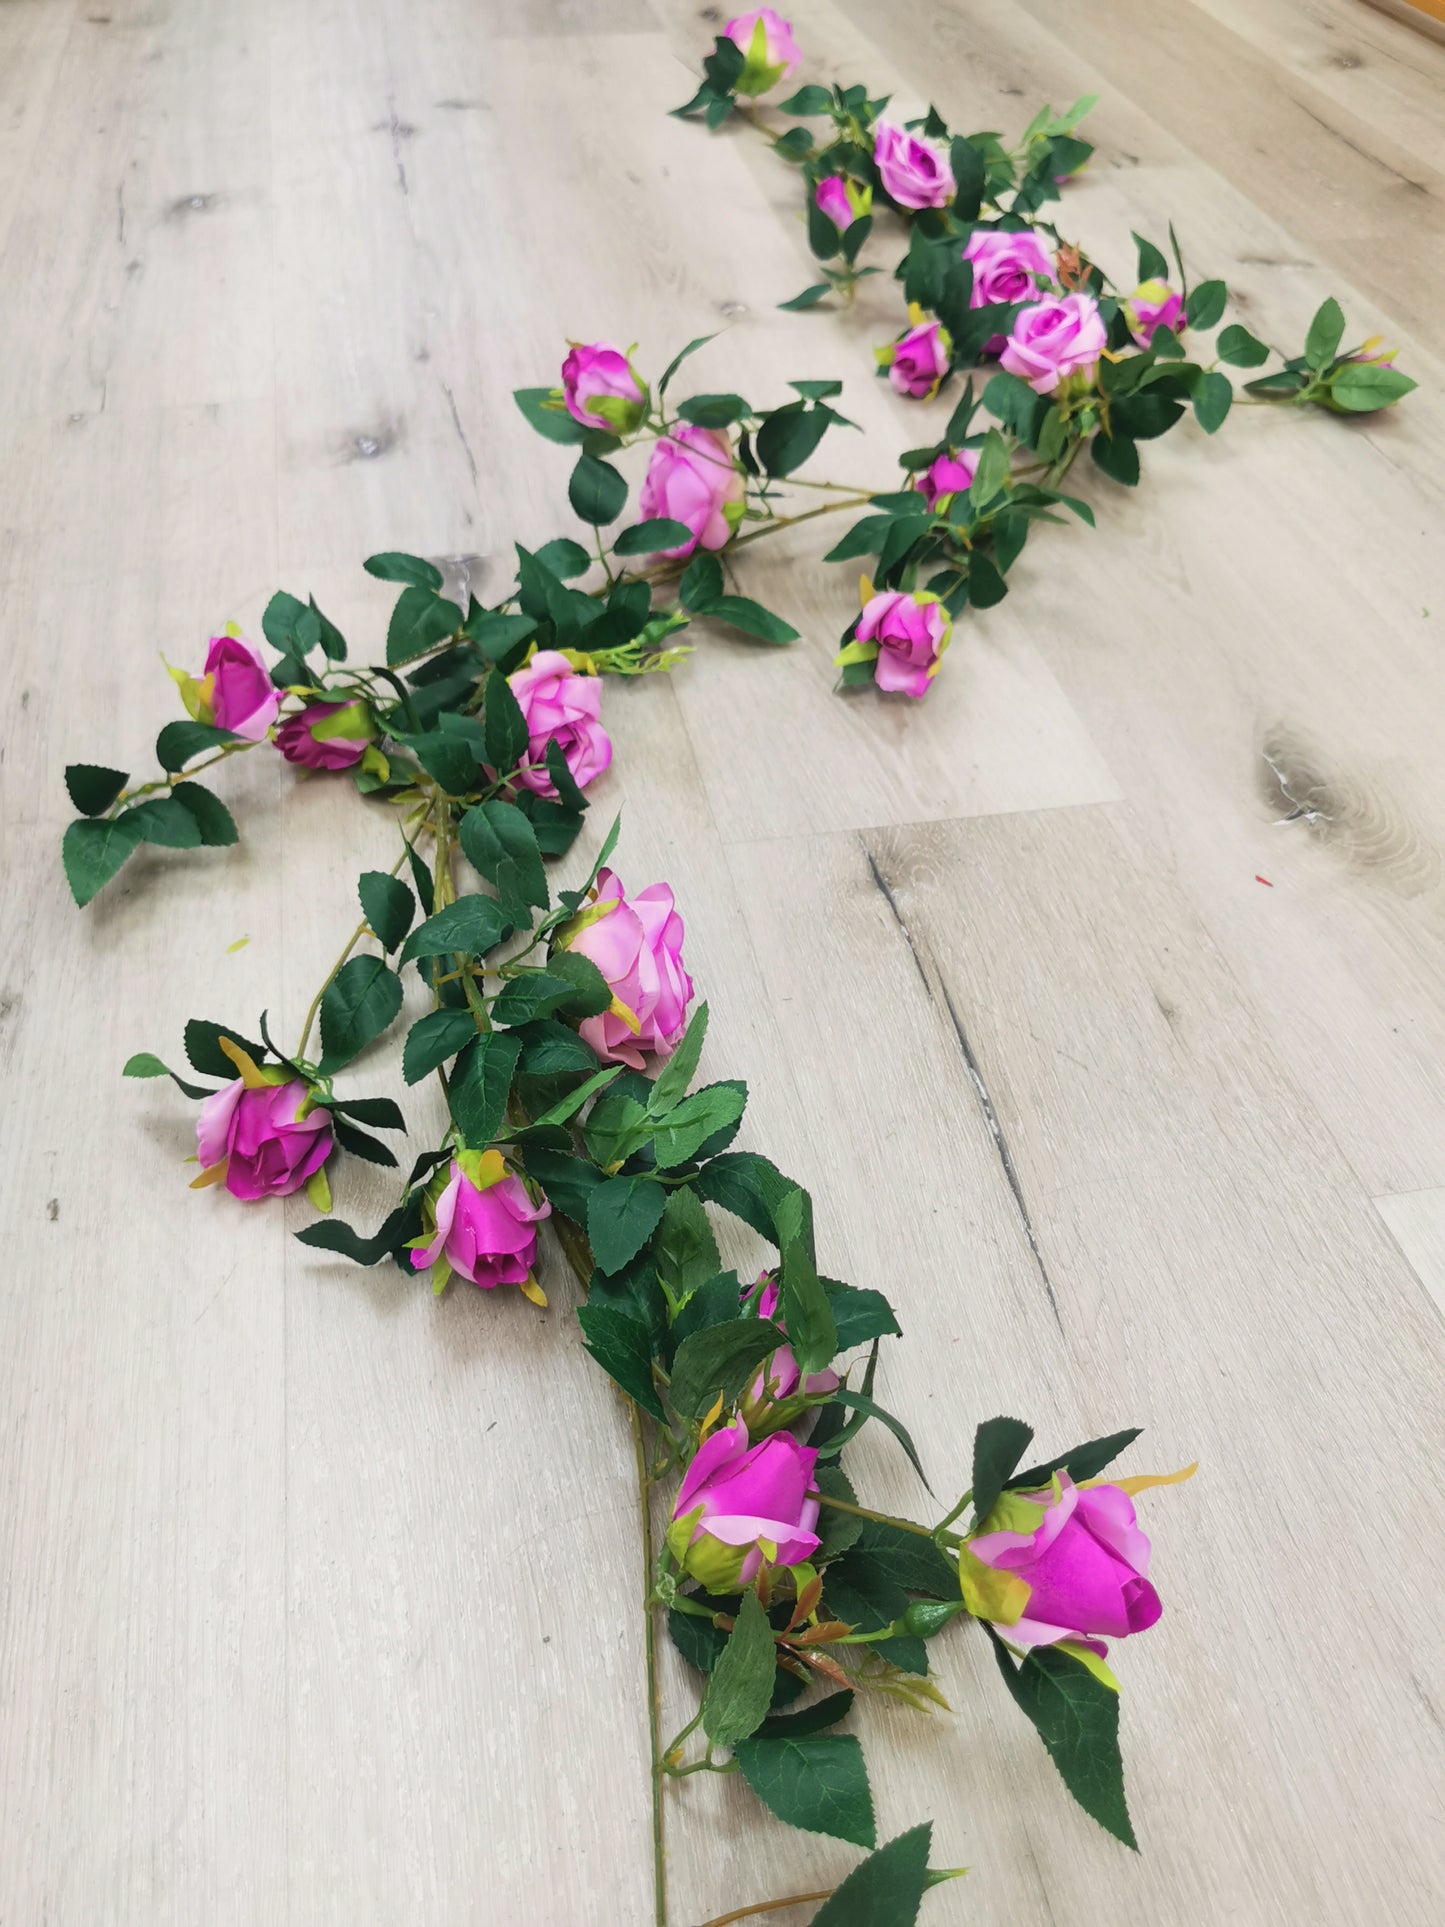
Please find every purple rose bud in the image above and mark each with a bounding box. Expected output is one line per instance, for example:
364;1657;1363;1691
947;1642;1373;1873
196;1077;333;1202
738;1273;840;1434
848;588;952;699
725;9;801;97
409;1156;551;1292
1124;279;1185;349
561;341;648;434
814;176;854;231
506;651;612;799
915;449;978;513
999;292;1108;395
275;698;377;771
880;312;952;401
199;634;281;740
666;1416;822;1591
873;122;952;210
556;867;695;1069
636;422;745;559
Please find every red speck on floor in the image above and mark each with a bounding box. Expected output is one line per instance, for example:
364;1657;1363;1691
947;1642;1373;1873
1255;875;1274;887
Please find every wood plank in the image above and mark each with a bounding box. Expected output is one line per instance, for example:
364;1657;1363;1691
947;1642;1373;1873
1375;1185;1445;1320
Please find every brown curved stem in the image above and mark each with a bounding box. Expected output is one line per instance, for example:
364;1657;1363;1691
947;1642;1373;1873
695;1891;834;1927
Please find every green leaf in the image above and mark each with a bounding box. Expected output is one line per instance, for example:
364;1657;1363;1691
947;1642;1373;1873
330;1115;398;1168
1192;369;1233;434
154;720;242;774
330;1095;406;1131
652;1186;721;1305
402;1008;477;1084
823;1390;930;1491
399;894;509;964
120;796;199;849
1304;295;1346;371
308;596;347;662
568;452;629;526
514;1018;599;1078
1011;1426;1143;1490
459;800;548;925
827;1285;901;1351
774;1186;837;1378
658;333;718;395
652;1081;748;1169
733;1728;877;1848
819;1556;925;1675
577;1303;664;1419
364;551;444;590
359;871;415;951
778;283;831;312
387;585;463;666
808;1824;933;1926
972;1416;1035;1525
449;1030;521;1146
1132;232;1169;283
757;404;830;477
1217;324;1270;368
691;1151;799;1244
851;1520;956;1598
588;1174;668;1275
525;1062;622;1128
1090;431;1140;486
318;955;403;1073
483;667;530;774
648;1000;708;1113
464;608;539;662
679;552;725;610
612;518;695;557
294;1201;422;1267
808;200;842;261
676;393;751;429
950;135;986;219
703;1589;777;1747
262;589;312;661
968;426;1013;511
64;764;130;816
533;537;592;580
513;386;589;445
668;1316;787;1419
183;1018;265;1078
776;83;833;115
990;1636;1136;1847
122;1051;213;1100
171;781;238;847
489;969;581;1026
583;1089;653;1169
1326;362;1417;411
701;596;799;645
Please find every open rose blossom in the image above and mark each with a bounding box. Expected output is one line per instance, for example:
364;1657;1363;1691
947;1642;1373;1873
275;699;376;771
967;1473;1162;1654
873;121;952;210
196;1077;333;1202
725;9;800;96
882;312;951;400
1124;278;1185;348
558;867;694;1068
561;342;648;435
963;227;1055;306
637;422;745;560
847;588;952;698
506;650;611;797
666;1417;821;1591
191;634;280;740
409;1155;550;1291
915;448;977;513
1000;293;1107;394
739;1275;840;1433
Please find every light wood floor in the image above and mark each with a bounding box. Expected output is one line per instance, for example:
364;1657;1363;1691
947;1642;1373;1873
3;1;1444;1921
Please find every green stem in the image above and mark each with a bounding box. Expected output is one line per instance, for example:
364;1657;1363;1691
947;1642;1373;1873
695;1893;834;1927
110;733;267;812
293;841;411;1058
629;1399;668;1927
730;496;873;549
816;1492;963;1548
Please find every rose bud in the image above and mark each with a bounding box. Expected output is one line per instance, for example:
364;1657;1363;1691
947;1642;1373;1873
725;9;801;98
506;650;612;797
554;866;694;1068
999;292;1108;395
172;633;281;740
838;587;952;699
195;1076;333;1202
879;309;952;401
561;341;649;435
275;698;377;771
914;448;977;513
963;1472;1164;1656
666;1416;821;1591
637;422;745;560
814;175;870;232
873;121;953;210
738;1273;840;1435
962;227;1055;305
1124;278;1185;348
409;1151;551;1296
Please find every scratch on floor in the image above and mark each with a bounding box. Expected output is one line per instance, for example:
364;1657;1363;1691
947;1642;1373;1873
862;840;1064;1333
387;93;410;195
116;180;125;245
440;379;479;487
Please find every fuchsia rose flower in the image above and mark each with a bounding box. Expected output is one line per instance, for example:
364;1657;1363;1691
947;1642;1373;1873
196;1077;333;1202
1000;292;1108;395
637;422;745;560
725;9;800;97
506;650;612;798
409;1155;550;1291
275;699;376;771
873;122;953;210
966;1474;1162;1655
559;867;694;1068
962;227;1055;307
847;589;952;698
739;1274;840;1433
915;448;977;513
199;634;281;739
814;175;853;231
561;342;648;434
1124;278;1185;348
666;1417;821;1591
883;314;952;401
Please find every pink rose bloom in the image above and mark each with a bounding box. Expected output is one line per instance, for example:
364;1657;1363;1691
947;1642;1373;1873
196;1077;333;1202
969;1474;1162;1655
561;867;694;1069
855;589;951;699
963;227;1054;306
740;1274;840;1432
1125;278;1185;348
561;342;648;435
203;634;280;739
506;650;612;798
915;449;977;512
814;175;852;230
637;422;744;560
886;316;951;400
725;9;800;97
275;698;376;771
1000;293;1107;394
409;1159;551;1290
666;1417;821;1591
873;122;952;210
